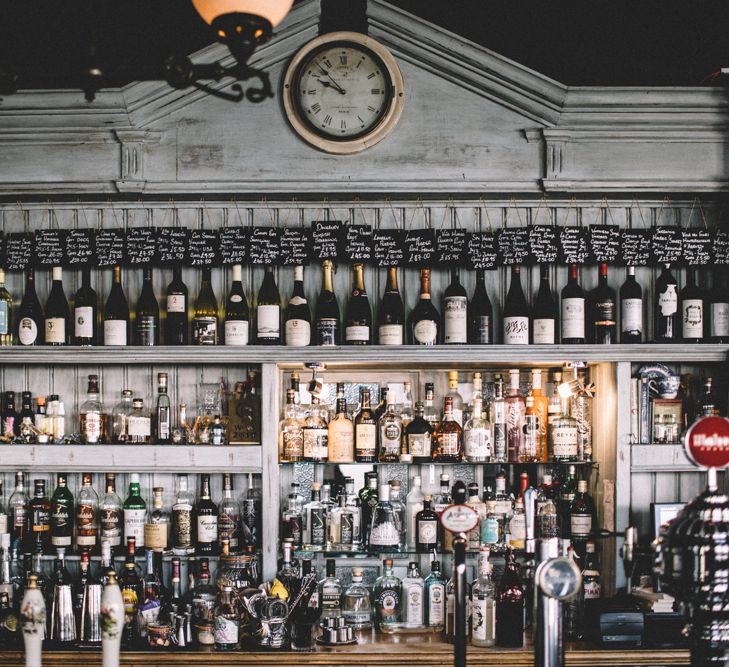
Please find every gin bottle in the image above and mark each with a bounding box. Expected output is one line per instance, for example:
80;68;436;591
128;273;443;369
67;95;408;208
342;567;372;628
424;560;446;628
373;558;401;629
402;562;424;628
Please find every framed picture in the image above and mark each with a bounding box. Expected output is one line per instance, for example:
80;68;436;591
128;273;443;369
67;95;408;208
651;502;685;539
652;398;683;444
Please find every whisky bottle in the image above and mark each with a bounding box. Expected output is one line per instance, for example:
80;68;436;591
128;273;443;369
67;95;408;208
218;473;240;552
79;374;105;444
279;389;304;462
302;397;328;462
328;395;354;463
50;473;74;550
76;473;99;552
27;479;50;554
144;486;170;553
406;402;434;464
355;388;377;463
433;397;463;463
378;396;402;463
530;369;549;463
123;474;146;552
445;371;465;426
196;474;218;556
100;473;122;552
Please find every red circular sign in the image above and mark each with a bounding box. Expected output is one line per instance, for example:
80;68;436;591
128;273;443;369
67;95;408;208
684;416;729;469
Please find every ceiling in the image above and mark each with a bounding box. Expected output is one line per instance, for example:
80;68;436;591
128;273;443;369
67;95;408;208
1;0;729;91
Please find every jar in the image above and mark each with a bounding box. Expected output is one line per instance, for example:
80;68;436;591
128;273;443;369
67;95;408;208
147;623;173;648
216;554;258;591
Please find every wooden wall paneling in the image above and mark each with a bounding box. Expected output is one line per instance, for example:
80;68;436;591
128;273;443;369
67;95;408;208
630;472;653;537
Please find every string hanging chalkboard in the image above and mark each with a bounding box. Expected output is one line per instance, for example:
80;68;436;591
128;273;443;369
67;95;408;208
311;220;343;260
344;224;373;263
3;233;33;272
157;227;189;264
404;229;436;266
248;227;281;265
466;232;498;270
436;228;467;264
651;226;683;264
219;227;248;265
681;229;712;266
187;229;220;267
279;228;309;266
125;227;157;265
34;230;66;267
589;225;621;263
373;229;405;267
714;229;729;265
497;228;530;265
558;227;590;264
529;225;558;264
620;229;652;266
65;229;95;267
94;228;125;268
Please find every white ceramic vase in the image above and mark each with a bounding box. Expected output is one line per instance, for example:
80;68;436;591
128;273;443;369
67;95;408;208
100;573;124;667
20;576;46;667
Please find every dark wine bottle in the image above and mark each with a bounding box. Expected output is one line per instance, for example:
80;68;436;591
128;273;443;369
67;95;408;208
709;268;729;343
44;266;71;346
408;268;440;345
502;265;529;344
377;267;404;345
256;265;281;345
224;264;250;346
681;267;704;344
17;269;44;346
192;267;219;345
135;267;159;346
443;267;468;344
468;269;493;344
532;264;556;344
73;267;98;346
619;266;643;343
165;265;189;345
283;265;311;346
560;264;585;344
654;263;679;343
315;260;340;346
344;263;371;345
103;265;129;346
588;263;616;344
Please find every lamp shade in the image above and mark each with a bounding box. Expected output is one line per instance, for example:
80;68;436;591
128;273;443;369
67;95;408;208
192;0;294;28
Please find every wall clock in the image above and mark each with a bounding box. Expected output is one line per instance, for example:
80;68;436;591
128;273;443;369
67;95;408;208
282;31;405;155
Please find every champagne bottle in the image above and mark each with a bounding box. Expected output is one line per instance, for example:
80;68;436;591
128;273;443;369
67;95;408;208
654;263;679;342
16;269;43;346
315;260;340;346
44;266;70;346
589;263;616;344
192;267;218;345
165;265;188;345
134;267;159;346
443;267;468;344
502;265;529;344
344;263;371;345
103;265;129;346
73;267;98;346
0;270;11;347
408;268;440;345
560;264;585;344
377;267;404;345
532;265;556;344
681;267;704;343
619;266;643;343
224;264;250;346
469;269;493;344
256;265;281;345
284;266;311;346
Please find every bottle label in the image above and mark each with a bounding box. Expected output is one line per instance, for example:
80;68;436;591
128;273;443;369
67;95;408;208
285;319;310;346
340;512;354;545
594;299;616;325
18;317;38;345
197;515;218;543
658;286;678;316
328;428;354;462
413;319;437;345
51;502;72;545
464;427;492;459
173;506;193;548
370;520;400;547
303;427;328;460
44;317;66;344
481;517;499;544
561;298;585;339
682;299;704;338
570;514;592;537
144;523;168;551
124;508;146;546
437;432;460;456
224;320;249;346
128;416;151;438
552;425;579;457
104;319;127;346
76;503;97;544
167;294;185;313
621;298;643;334
355;424;377;457
289;296;307;306
711;302;729;337
31;508;49;532
380;421;401;452
405;583;423;626
473;316;490;343
83;412;102;441
472;597;495;641
345;325;370;342
378;324;403;345
219;511;239;548
317;318;339;345
377;588;400;620
257;305;280;339
503;317;529;344
418;518;438;545
428;583;445;626
310;508;326;545
0;302;7;334
532;318;555;344
74;306;93;339
192;317;217;345
407;432;431;458
136;316;157;346
583;579;601;600
214;616;239;645
444;296;468;343
100;508;121;546
508;513;526;545
283;428;304;460
157;406;170;440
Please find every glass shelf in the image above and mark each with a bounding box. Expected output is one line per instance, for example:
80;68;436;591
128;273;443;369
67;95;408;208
279;460;596;466
293;548;510;558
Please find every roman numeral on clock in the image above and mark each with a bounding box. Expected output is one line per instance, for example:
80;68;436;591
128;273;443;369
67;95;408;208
310;102;321;114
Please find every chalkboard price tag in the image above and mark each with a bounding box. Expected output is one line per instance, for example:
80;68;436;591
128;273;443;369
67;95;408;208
373;229;405;267
497;228;530;265
620;229;652;266
157;227;189;264
558;227;590;264
344;224;373;263
651;226;683;264
436;228;467;264
681;229;712;266
4;233;32;272
65;229;95;267
95;228;125;268
404;229;437;266
279;228;309;266
589;224;621;263
187;229;220;267
248;227;281;265
34;229;66;267
311;220;343;260
529;225;558;264
466;232;499;270
713;229;729;266
219;227;248;265
125;227;157;265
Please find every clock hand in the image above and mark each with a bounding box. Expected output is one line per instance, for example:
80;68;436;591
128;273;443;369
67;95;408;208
314;77;346;95
317;66;346;94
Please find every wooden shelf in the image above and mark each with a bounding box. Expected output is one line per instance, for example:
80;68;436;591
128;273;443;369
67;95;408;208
631;444;697;473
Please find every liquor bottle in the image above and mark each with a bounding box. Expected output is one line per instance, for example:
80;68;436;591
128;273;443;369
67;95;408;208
100;473;122;553
507;497;526;549
401;381;414;432
0;271;12;346
144;487;170;553
172;474;195;556
165;264;188;345
79;374;105;444
469;269;493;344
561;263;585;344
493;471;514;520
505;369;525;463
377;267;405;345
408;268;440;345
280;265;310;346
342;567;372;628
373;559;402;629
18;392;34;443
531;369;549;463
589;262;616;344
192;267;218;345
569;480;595;542
76;473;99;552
442;267;468;344
218;473;240;552
50;473;74;550
537;493;559;539
388;481;406;549
110;390;133;444
471;547;496;647
70;267;98;346
319;559;342;621
378;396;402;463
520;395;539;463
620;266;643;343
503;265;529;344
103;265;129;345
491;374;507;462
303;483;326;550
240;474;261;549
344;478;362;550
358;473;378;546
196;474;218;556
495;548;524;648
532;265;557;344
134;267;159;346
654;263;679;342
16;269;43;346
119;537;142;645
431;474;452;546
328;395;354;463
168;555;183;613
302;397;328;463
276;539;300;595
406;402;434;464
550;391;579;463
138;550;162;638
403;475;424;550
256;265;281;344
221;263;250;346
571;368;593;461
697;377;720;417
422;382;439;430
154;373;171;444
433;397;463;463
315;260;340;346
354;388;377;463
44;266;70;345
127;399;151;444
123;474;146;552
681;267;704;343
463;396;491;463
369;485;400;551
558;465;578;538
344;263;372;345
445;371;465;426
1;392;17;439
415;496;438;552
27;479;50;554
425;560;446;628
582;541;602;607
279;389;304;462
402;562;425;628
8;473;26;554
466;483;487;551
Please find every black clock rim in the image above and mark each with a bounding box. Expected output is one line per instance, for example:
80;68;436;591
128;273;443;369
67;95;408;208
291;39;396;143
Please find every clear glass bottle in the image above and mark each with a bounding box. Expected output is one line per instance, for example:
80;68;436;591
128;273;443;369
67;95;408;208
571;370;593;461
144;486;170;553
537;496;559;539
423;382;439;431
127;398;151;444
388;481;406;549
465;483;487;551
463;397;492;463
505;369;525;463
100;473;122;552
154;373;171;444
402;562;425;628
369;484;400;552
214;586;239;650
281;483;304;548
406;475;424;550
318;559;342;621
373;558;402;629
172;474;195;555
302;397;329;463
491;374;507;462
445;371;465;426
278;389;304;463
79;374;105;444
218;473;240;553
378;397;402;463
344;478;362;550
530;369;549;463
507;497;526;550
551;391;579;463
303;483;327;551
75;473;99;551
111;390;134;444
471;547;496;647
521;394;539;462
424;560;446;628
342;567;372;628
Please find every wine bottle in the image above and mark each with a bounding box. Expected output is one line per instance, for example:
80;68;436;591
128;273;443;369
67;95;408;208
502;265;529;344
681;267;704;343
315;260;340;346
134;267;159;346
224;264;250;346
256;265;281;345
377;267;404;345
344;263;371;345
283;266;310;346
408;268;440;345
560;264;585;344
654;263;679;342
532;265;556;344
709;268;729;343
165;265;188;345
17;269;43;346
192;267;218;345
588;263;616;344
44;266;70;346
443;267;468;344
468;269;493;344
72;267;98;346
619;266;643;343
103;265;129;346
